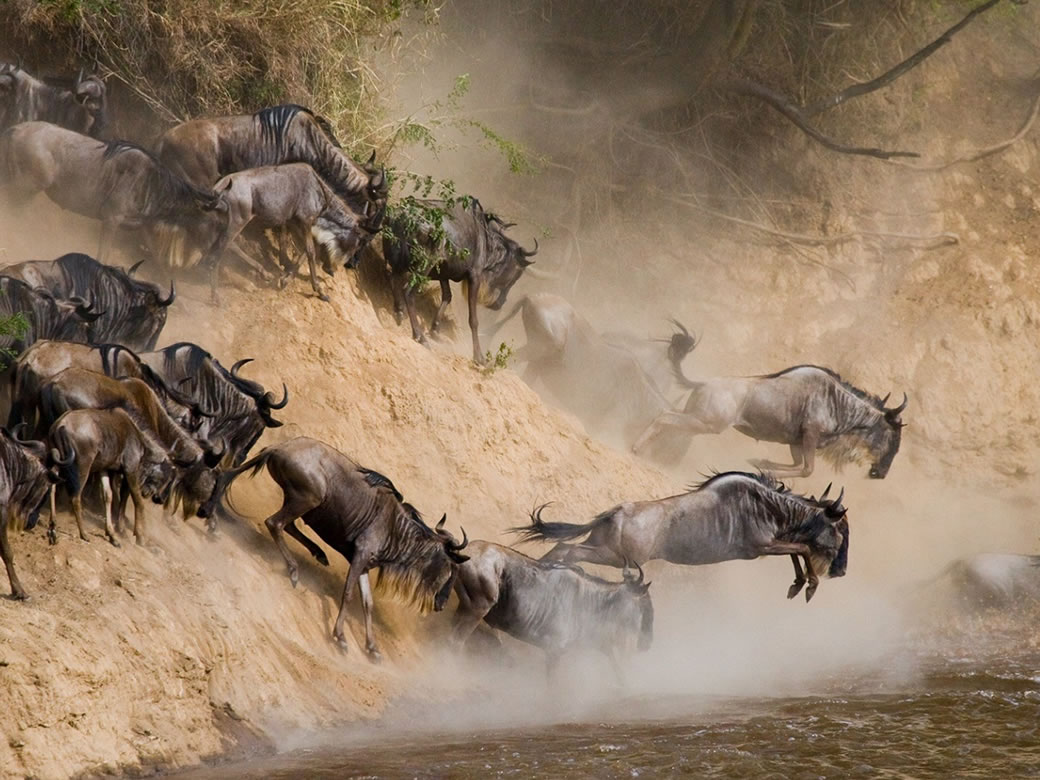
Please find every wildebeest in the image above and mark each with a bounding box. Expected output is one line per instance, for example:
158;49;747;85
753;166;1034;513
209;437;468;658
0;122;222;260
633;364;907;479
383;198;538;363
48;407;175;546
203;163;381;302
156;104;387;218
513;472;849;602
134;342;288;467
485;293;692;463
0;426;55;599
452;541;653;678
0;63;107;137
0;275;100;353
935;554;1040;609
3;253;175;350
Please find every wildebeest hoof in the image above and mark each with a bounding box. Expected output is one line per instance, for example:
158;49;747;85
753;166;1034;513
393;311;403;326
276;275;290;290
313;550;329;566
11;591;29;601
787;580;805;600
367;648;383;664
289;568;299;588
334;635;350;653
79;533;90;543
47;528;57;545
108;537;121;548
805;583;818;603
318;293;330;303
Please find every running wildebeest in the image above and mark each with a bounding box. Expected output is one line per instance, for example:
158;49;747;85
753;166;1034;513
633;364;907;479
383;198;538;363
485;293;694;463
0;426;55;599
0;122;222;260
202;163;382;303
48;407;175;546
3;254;175;350
0;63;107;137
156;104;387;219
513;472;849;602
0;275;100;353
208;437;469;658
452;541;653;679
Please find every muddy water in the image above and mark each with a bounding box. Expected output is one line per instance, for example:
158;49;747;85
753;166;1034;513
178;644;1040;779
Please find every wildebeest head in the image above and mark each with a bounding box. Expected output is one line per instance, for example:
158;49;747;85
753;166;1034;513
868;392;907;479
806;484;850;578
140;448;177;503
621;559;655;652
170;440;223;517
73;70;106;127
429;513;470;611
482;217;538;310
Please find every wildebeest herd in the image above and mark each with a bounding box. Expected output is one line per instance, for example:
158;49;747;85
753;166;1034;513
0;62;903;676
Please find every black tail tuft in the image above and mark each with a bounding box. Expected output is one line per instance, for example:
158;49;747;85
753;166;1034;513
508;502;602;543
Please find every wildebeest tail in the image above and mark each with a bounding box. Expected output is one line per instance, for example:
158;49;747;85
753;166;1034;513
509;502;611;543
213;447;275;516
50;427;80;497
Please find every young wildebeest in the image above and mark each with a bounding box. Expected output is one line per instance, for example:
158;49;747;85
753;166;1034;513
383;199;538;364
513;472;849;603
3;253;176;350
208;437;469;658
452;542;653;680
0;122;222;261
203;163;380;303
0;427;55;599
0;63;107;137
633;364;907;479
48;407;175;546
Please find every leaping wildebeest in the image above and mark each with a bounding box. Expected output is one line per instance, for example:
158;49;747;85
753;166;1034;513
207;437;469;659
0;426;56;599
452;541;653;679
3;253;175;350
202;163;383;303
0;122;222;261
0;63;107;137
513;472;849;603
383;198;538;363
633;364;907;479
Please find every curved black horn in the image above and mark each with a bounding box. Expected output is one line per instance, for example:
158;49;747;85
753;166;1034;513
820;482;832;501
75;301;105;322
880;393;891;407
887;393;908;416
669;318;691;339
829;486;845;511
230;358;254;378
127;259;145;277
436;514;447;531
520;237;539;258
264;383;289;410
159;280;176;307
449;525;469;551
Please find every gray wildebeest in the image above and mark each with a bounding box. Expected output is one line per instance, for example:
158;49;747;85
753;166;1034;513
48;407;175;546
0;275;100;353
0;123;222;261
932;554;1040;610
513;472;849;603
633;364;907;479
485;293;694;463
3;253;175;350
203;163;381;303
0;426;55;599
383;198;538;363
208;437;469;659
0;63;107;137
452;541;653;679
156;104;387;219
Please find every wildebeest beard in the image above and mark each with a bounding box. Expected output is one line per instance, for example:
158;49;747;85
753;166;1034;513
816;390;900;474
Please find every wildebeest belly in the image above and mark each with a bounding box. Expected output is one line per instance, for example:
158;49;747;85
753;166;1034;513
299;506;357;562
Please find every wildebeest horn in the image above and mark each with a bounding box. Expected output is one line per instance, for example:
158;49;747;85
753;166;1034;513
75;300;105;322
264;383;289;410
436;514;447;531
449;526;468;551
886;393;908;417
826;487;846;517
127;259;145;277
369;167;385;190
230;358;253;377
520;237;539;258
366;150;376;166
159;280;176;307
820;482;832;501
880;393;891;406
669;318;691;339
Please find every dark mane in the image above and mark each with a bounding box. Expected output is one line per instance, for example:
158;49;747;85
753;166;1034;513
758;365;886;409
691;470;785;493
359;467;404;501
254;104;311;151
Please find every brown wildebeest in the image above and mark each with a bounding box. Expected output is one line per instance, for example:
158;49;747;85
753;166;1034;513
0;122;222;260
452;541;653;679
0;426;55;599
208;436;468;659
0;275;100;354
203;163;381;303
48;407;176;546
0;63;107;137
633;364;907;479
513;472;849;603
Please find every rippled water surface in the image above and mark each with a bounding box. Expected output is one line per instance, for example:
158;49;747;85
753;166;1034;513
178;649;1040;779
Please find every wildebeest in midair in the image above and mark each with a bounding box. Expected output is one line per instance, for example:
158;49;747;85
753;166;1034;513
3;253;175;350
0;62;107;137
513;472;849;603
202;163;382;303
633;364;907;479
0;275;101;353
0;426;55;599
0;122;223;261
208;437;469;659
383;198;538;363
452;541;653;679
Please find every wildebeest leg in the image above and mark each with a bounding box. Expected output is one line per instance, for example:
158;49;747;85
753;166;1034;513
227;242;274;284
264;496;322;587
390;273;406;326
357;572;382;661
70;481;91;543
47;485;59;545
284;520;329;566
332;549;373;652
759;542;819;602
451;575;496;648
303;231;329;302
467;275;485;364
787;555;806;600
401;280;428;346
1;509;28;600
430;279;452;335
126;476;149;545
540;542;627;568
749;433;818;478
99;474;120;547
632;411;721;455
276;229;292;289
